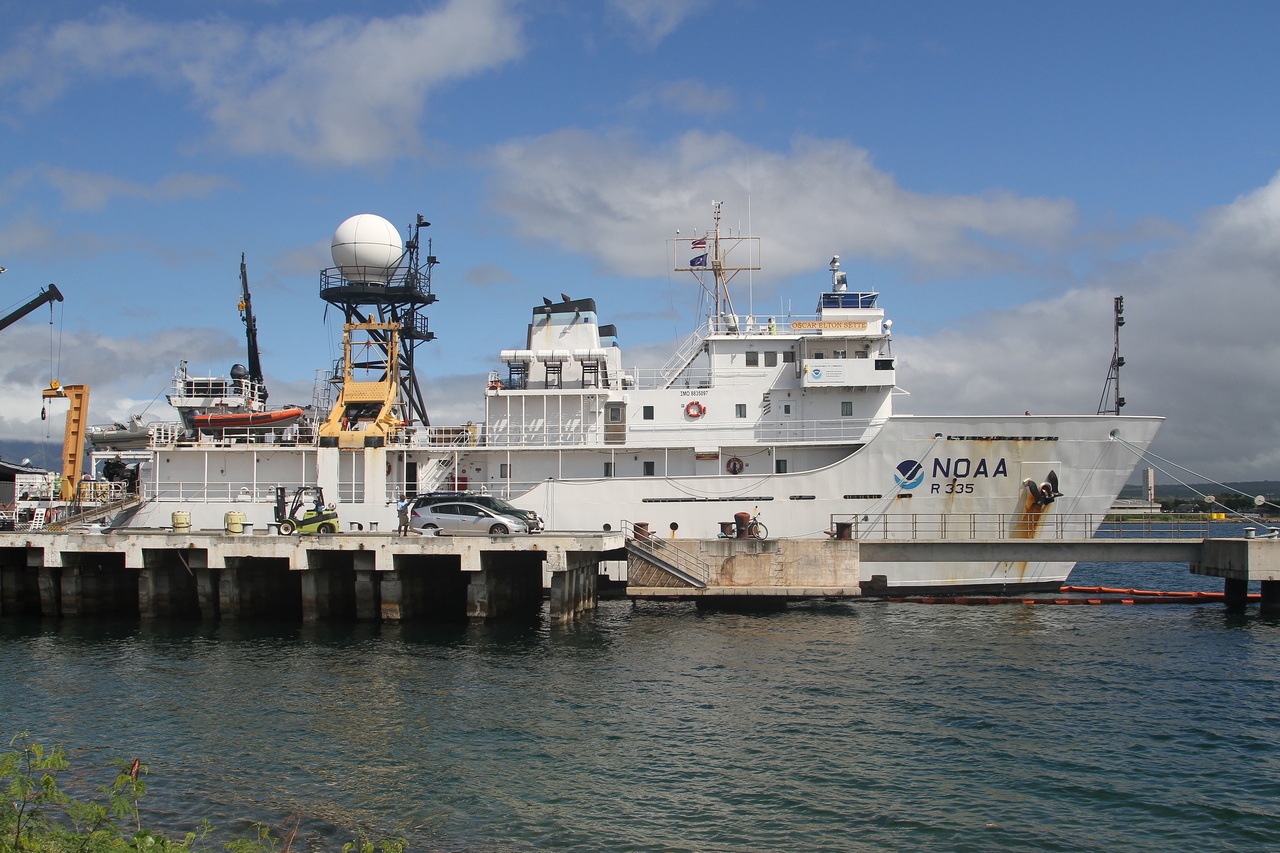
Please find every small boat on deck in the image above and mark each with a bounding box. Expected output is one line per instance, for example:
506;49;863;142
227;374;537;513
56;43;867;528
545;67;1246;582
188;407;304;431
87;413;154;450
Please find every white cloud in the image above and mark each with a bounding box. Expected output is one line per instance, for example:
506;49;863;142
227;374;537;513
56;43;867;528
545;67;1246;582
607;0;714;46
0;324;242;440
626;79;736;115
897;171;1280;482
0;0;526;166
43;168;238;212
488;129;1078;279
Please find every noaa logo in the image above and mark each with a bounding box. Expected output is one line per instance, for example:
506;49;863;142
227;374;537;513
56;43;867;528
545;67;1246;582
894;459;924;489
810;368;823;379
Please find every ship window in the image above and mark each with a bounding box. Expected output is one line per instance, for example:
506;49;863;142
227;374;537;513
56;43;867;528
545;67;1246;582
765;351;778;367
854;350;869;358
604;462;614;477
735;404;747;418
841;401;853;417
775;459;789;474
608;406;623;422
783;351;795;363
812;352;825;359
499;464;511;479
833;350;846;359
745;351;759;366
642;405;654;420
643;461;655;476
784;404;791;415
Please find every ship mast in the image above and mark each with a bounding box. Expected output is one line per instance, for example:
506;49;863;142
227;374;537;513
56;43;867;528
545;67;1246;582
674;201;760;330
1096;295;1126;415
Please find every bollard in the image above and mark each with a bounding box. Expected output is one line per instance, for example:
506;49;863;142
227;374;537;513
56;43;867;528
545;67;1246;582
632;521;651;542
719;521;735;538
734;511;751;538
171;511;191;533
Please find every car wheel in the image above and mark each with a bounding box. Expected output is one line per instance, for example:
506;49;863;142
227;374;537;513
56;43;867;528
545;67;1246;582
421;523;439;534
489;523;509;535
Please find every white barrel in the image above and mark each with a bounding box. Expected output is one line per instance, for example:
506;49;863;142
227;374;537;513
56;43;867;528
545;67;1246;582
224;511;245;535
171;511;191;532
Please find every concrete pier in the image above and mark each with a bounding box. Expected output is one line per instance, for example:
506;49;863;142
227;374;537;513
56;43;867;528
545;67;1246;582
0;531;623;623
627;535;1277;602
1191;539;1280;612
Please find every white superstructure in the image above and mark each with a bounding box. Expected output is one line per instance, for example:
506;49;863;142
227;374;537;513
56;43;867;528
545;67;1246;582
95;208;1162;593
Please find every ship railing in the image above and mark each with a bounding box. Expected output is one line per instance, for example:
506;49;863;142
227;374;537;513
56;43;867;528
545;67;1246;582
656;323;712;387
754;417;885;444
388;425;479;447
75;481;129;504
148;422;186;445
148;424;316;448
704;313;853;335
621;519;710;587
140;482;315;504
472;416;883;449
829;513;1214;540
171;374;267;404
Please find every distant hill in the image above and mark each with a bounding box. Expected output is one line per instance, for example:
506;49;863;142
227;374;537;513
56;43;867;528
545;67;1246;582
1120;482;1280;500
0;439;68;473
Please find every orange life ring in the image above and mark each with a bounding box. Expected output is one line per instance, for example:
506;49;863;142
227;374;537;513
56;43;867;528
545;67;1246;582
726;457;744;475
685;400;706;418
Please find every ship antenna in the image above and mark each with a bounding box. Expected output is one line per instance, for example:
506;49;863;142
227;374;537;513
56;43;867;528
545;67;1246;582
1096;295;1125;415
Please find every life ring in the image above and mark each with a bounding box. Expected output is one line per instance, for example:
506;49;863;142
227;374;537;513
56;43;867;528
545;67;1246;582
726;457;744;475
685;401;706;418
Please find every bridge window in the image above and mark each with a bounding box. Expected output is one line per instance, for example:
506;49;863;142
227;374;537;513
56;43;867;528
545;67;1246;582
783;351;795;363
642;405;654;420
745;351;759;366
765;351;778;367
735;404;747;418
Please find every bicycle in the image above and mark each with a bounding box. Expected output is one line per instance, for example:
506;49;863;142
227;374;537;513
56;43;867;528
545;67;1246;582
746;507;768;540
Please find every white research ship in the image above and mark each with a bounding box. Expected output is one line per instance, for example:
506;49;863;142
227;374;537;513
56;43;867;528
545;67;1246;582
95;207;1161;594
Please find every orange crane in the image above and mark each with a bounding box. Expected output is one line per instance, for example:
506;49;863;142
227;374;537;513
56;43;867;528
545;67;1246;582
0;281;85;502
41;381;90;502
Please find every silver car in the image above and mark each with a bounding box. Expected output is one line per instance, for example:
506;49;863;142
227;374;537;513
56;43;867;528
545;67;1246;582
410;501;530;535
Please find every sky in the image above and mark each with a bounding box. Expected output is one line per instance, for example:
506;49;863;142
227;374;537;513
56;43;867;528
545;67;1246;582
1;0;1279;485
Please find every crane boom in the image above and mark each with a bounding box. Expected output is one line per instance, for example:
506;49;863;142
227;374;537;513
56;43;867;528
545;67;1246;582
238;255;266;395
0;284;63;333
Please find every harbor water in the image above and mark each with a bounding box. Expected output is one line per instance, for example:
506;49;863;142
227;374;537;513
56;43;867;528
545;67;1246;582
2;524;1279;852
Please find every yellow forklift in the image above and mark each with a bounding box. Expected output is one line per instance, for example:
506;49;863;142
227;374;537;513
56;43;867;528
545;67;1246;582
274;486;339;534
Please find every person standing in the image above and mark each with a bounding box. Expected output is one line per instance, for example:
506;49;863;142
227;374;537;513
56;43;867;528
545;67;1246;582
396;493;411;536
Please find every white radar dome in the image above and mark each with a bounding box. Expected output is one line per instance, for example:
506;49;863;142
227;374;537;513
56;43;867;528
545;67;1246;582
331;214;404;284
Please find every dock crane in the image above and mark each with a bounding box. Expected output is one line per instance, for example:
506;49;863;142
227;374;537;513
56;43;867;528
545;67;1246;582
0;283;63;333
0;281;83;502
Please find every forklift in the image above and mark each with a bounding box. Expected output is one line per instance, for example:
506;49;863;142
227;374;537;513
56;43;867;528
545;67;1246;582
274;486;339;534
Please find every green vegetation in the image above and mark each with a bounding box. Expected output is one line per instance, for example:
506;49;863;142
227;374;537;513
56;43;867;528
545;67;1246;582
1;735;402;853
